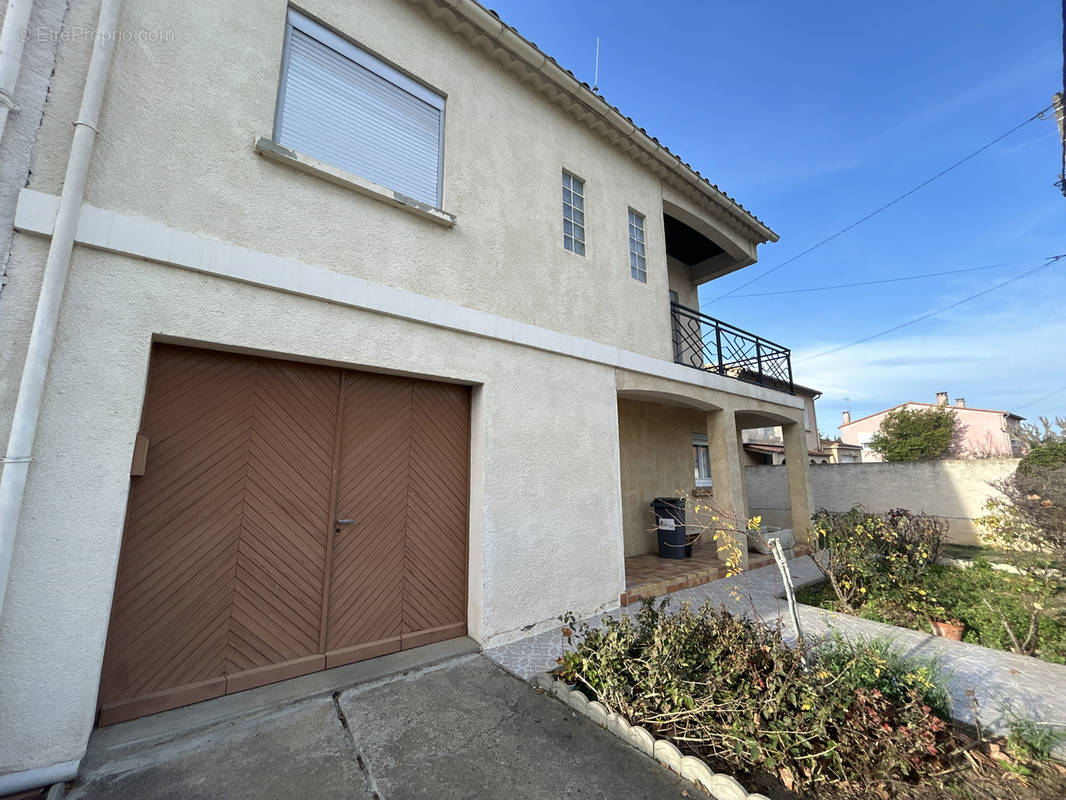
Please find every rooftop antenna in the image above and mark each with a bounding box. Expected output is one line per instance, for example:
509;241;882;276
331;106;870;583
593;37;600;92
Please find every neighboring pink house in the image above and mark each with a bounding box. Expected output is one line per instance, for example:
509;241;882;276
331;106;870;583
839;392;1026;462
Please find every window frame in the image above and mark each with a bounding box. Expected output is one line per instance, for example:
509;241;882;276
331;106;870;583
562;170;586;256
627;208;647;282
273;7;448;208
692;433;712;488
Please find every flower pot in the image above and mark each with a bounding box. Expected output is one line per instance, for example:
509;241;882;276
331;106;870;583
930;620;965;640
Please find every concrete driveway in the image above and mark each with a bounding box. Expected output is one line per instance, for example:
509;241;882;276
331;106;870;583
67;656;691;799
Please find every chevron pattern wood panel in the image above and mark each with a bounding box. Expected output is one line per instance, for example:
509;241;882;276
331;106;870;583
100;346;470;723
99;346;258;718
324;372;411;665
226;359;337;680
403;382;470;646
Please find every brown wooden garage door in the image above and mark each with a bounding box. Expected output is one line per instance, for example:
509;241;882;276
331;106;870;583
98;344;469;725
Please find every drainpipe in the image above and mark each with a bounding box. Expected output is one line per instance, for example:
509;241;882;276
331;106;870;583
0;0;122;618
0;0;36;146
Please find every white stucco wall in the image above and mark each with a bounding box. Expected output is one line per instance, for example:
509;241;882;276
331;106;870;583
19;0;745;367
0;0;792;783
0;0;67;301
0;245;629;774
745;459;1020;545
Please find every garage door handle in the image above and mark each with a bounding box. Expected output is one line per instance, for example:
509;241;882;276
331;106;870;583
336;519;355;525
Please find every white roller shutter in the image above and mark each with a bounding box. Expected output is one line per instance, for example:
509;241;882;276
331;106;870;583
276;10;444;207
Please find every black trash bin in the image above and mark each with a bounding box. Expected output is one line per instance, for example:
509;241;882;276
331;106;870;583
650;497;691;559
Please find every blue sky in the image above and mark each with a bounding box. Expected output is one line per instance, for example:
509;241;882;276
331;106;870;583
485;0;1065;435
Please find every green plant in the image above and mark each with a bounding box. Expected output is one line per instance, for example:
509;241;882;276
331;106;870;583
554;650;582;684
1018;415;1066;451
991;447;1066;569
811;507;945;614
813;634;950;720
868;406;957;462
1005;717;1066;763
811;507;885;612
879;508;946;587
560;599;955;790
799;561;1066;664
980;444;1066;655
975;497;1045;558
1018;441;1066;475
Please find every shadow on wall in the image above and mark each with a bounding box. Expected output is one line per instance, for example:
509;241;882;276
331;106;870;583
745;459;1021;546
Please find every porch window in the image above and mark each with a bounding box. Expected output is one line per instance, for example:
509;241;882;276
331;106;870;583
693;434;712;487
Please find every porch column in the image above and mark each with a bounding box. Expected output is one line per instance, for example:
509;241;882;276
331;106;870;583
782;420;814;546
707;409;749;568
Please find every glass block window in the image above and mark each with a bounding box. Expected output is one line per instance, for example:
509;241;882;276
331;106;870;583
562;172;586;255
628;209;647;282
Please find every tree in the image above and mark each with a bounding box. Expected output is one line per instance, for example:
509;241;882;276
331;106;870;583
979;439;1066;656
1019;416;1066;449
1004;441;1066;560
868;406;956;462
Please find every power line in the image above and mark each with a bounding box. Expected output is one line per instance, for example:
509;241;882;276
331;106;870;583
703;256;1061;300
1013;384;1066;412
796;255;1065;363
706;104;1056;305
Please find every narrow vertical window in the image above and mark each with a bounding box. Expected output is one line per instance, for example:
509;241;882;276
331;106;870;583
562;172;586;255
628;209;647;282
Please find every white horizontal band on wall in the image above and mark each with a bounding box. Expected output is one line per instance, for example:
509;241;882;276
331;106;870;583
12;188;802;410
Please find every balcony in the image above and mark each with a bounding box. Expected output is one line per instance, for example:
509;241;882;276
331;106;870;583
671;303;793;393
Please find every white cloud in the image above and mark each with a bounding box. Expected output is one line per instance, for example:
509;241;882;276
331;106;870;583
793;272;1066;429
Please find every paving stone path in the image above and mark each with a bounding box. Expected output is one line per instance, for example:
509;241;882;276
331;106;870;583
485;556;1066;757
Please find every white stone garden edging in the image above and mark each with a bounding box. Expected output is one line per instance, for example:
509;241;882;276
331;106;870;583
534;674;769;800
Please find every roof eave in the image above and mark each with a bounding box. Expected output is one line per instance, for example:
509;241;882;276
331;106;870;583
410;0;779;245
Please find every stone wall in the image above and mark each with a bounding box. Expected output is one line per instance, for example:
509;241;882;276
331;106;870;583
745;459;1020;545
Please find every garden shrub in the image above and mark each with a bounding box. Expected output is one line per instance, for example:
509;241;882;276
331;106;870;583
811;507;946;615
799;560;1066;664
975;496;1044;554
991;442;1066;567
812;634;949;720
1017;441;1066;475
980;445;1066;654
562;599;954;790
811;507;884;611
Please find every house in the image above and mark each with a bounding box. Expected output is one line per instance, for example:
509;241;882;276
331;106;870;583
820;438;863;464
0;0;814;791
839;392;1026;462
740;383;839;464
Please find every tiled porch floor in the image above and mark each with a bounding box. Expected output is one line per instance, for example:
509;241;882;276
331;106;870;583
621;543;808;606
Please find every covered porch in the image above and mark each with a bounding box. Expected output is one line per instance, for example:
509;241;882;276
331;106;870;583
615;375;814;606
622;548;776;606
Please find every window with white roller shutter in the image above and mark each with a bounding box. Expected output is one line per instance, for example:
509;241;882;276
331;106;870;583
275;8;445;207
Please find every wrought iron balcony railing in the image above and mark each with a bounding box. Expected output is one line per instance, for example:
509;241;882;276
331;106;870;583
671;302;794;393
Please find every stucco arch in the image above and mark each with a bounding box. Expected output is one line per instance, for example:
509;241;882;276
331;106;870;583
734;408;799;429
616;388;722;412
